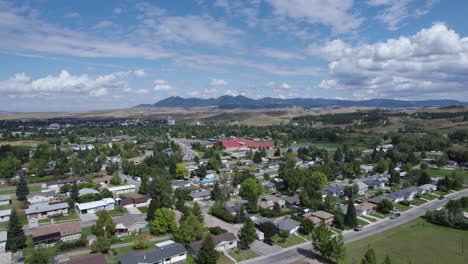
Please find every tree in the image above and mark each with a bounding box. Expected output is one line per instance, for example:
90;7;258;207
383;255;392;264
345;202;358;228
240;178;263;211
274;147;281;157
110;173;122;185
197;235;220;264
311;222;346;263
234;206;246;223
344;184;359;200
70;180;79;202
133;235;150;250
16;176;29;201
257;221;277;239
139;175;149;194
174;214;206;245
147;199;163;221
238;218;256;247
151;208;177;235
27;248;51;264
148;175;173;208
253;151;262;163
6;209;26;252
299;218;314;235
361;248;377;264
192;202;204;222
377;199;393;214
91;236;111;253
273;202;281;214
176;163;189;178
93;210;115;237
417;171;431;186
334;148;343;162
211;181;225;201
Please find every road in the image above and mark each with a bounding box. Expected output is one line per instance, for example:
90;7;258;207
171;138;197;161
240;188;468;264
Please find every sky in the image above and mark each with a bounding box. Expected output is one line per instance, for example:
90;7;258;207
0;0;468;112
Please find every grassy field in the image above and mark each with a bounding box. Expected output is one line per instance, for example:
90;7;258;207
0;185;41;195
0;140;46;147
271;234;307;248
425;168;468;183
229;249;260;262
422;193;438;200
345;218;468;264
217;254;235;264
394;203;411;212
410;198;427;206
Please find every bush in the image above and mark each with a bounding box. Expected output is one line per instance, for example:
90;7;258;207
210;205;236;223
133;235;150;250
424;209;468;229
377;199;393;214
209;226;227;235
58;239;86;251
399;200;410;206
91;237;111;253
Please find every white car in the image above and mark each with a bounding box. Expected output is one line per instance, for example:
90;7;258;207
29;218;37;223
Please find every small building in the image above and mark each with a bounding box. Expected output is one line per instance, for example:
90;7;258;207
42;178;84;191
304;211;334;226
355;202;377;216
78;188;100;197
362;179;385;190
0;209;11;223
25;202;69;220
189;232;237;256
75;198;115;214
258;195;285;209
0;195;11;206
26;191;56;205
0;231;6;253
114;214;148;236
171;180;191;190
107;185;136;195
92;175;112;185
32;221;81;248
275;218;300;234
120;242;187;264
189;190;211;201
65;253;107;264
418;184;437;195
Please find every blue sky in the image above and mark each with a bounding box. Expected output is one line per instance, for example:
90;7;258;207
1;0;468;111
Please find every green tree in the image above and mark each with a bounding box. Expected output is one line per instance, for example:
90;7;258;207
110;173;122;185
132;235;151;250
197;234;220;264
311;171;328;189
238;218;256;247
299;218;314;235
274;147;281;157
6;209;26;252
191;202;204;222
240;178;263;211
253;151;262;163
211;181;225;201
151;208;177;234
26;248;51;264
361;248;377;264
383;255;392;264
148;175;173;208
91;236;111;253
176;163;189;178
93;210;116;237
139;175;149;194
16;176;30;201
147;199;163;221
174;214;206;245
70;180;79;202
311;222;345;263
345;202;358;228
377;199;393;214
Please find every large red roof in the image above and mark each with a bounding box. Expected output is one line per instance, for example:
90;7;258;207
218;138;273;149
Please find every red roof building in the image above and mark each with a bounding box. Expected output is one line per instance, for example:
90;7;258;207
218;138;273;150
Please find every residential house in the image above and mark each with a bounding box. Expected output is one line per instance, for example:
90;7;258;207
219;167;233;174
107;185;136;196
189;232;237;256
262;182;277;192
362;179;385;190
78;188;100;197
303;211;334;226
258;195;285;209
360;165;375;173
65;253;107;264
32;221;81;248
355;182;369;196
75;198;115;214
26;191;56;205
225;201;247;216
189;190;211;201
355;202;377;216
275;218;300;234
321;185;345;198
171;180;191;190
253;217;273;226
118;196;151;208
0;231;6;253
92;175;112;186
418;184;437;195
399;186;419;201
0;195;11;206
120;241;187;264
283;194;300;209
25;202;69;220
0;209;11;223
42;177;84;191
114;214;148;236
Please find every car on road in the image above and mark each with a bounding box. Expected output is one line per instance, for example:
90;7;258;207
390;213;401;219
354;225;363;231
438;196;445;200
263;238;275;246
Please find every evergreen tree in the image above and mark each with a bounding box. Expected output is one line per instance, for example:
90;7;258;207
334;148;343;162
238;218;256;247
211;181;224;201
70;180;79;202
361;248;377;264
344;202;358;228
147;199;162;221
93;210;116;237
197;235;220;264
273;202;281;213
16;176;29;201
191;202;203;222
383;255;392;264
274;147;281;157
234;206;246;223
139;175;148;194
6;209;26;252
253;151;262;163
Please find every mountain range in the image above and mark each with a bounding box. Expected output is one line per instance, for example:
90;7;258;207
135;95;468;109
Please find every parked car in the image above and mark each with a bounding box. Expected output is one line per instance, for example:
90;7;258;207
29;218;36;223
390;213;401;219
438;196;445;200
354;225;363;231
263;238;274;246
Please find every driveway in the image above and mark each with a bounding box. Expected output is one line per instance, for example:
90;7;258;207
127;206;142;214
251;240;282;255
79;213;97;222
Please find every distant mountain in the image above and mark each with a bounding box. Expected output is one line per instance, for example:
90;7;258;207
135;96;468;109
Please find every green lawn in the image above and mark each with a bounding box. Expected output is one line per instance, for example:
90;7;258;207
271;234;307;248
217;254;235;264
228;249;260;262
357;219;370;226
369;213;385;219
0;185;41;195
434;190;449;196
410;198;427;206
38;218;51;224
54;214;80;222
359;215;377;222
425;168;468;183
137;207;148;213
81;226;93;238
422;193;438;200
345;218;468;264
108;209;127;217
394;203;411;212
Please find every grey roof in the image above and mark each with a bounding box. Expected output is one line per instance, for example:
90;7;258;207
189;232;237;253
26;191;55;199
0;209;11;217
189;190;211;198
171;180;190;189
362;180;383;188
120;242;187;264
114;214;147;228
25;202;68;215
254;217;273;225
276;218;300;231
0;194;11;201
78;188;99;197
283;194;300;205
0;231;6;242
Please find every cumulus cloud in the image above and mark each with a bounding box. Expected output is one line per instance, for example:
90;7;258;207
134;69;146;77
265;0;363;34
210;79;228;86
279;82;292;89
0;70;130;97
153;80;173;91
315;23;468;99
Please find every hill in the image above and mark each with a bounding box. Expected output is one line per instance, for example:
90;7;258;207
137;96;467;109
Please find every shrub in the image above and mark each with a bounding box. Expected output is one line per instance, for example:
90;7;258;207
209;226;227;235
399;200;410;206
58;239;86;251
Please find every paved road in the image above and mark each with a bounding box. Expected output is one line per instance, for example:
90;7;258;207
118;170;141;189
240;188;468;264
171;138;197;161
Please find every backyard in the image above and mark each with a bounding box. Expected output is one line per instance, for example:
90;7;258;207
345;217;468;264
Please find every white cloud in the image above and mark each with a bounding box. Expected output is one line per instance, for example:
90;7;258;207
279;82;292;89
261;48;303;60
315;23;468;99
113;7;123;14
89;88;108;97
134;69;146;77
153;80;173;91
265;0;363;34
210;79;228;86
64;12;80;19
94;20;115;29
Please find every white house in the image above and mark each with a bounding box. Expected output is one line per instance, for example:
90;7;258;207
26;191;56;205
189;232;237;256
418;184;437;195
75;198;115;214
0;209;11;223
0;231;6;253
107;185;136;195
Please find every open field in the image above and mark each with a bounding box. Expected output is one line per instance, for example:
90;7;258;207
425;167;468;179
345;218;468;264
0;140;47;147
